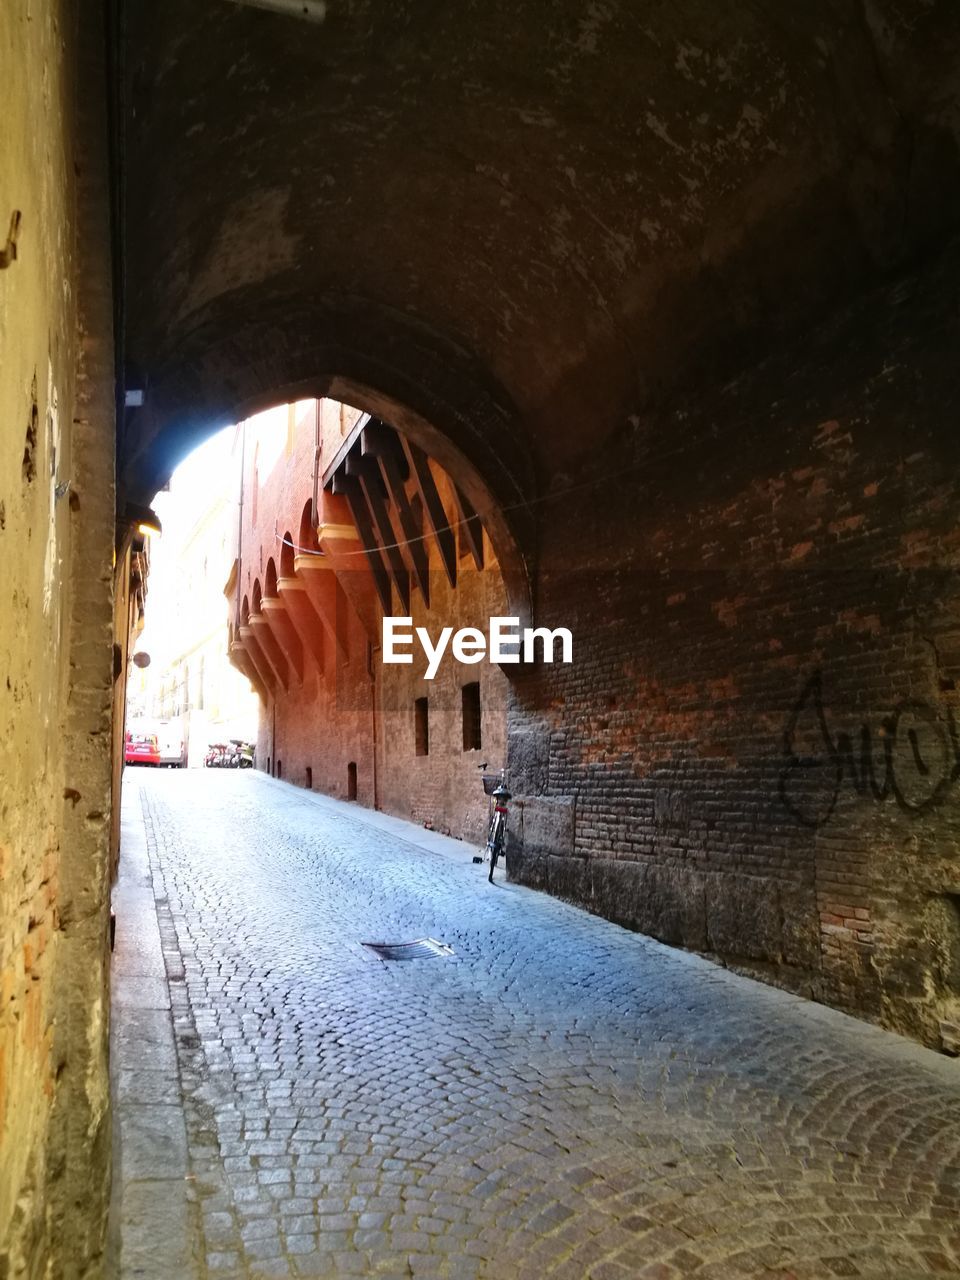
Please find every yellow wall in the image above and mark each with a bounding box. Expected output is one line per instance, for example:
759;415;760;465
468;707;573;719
0;1;116;1274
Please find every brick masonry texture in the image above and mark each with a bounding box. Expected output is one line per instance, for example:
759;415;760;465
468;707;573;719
130;769;960;1279
231;244;960;1053
507;242;960;1052
234;401;509;847
116;0;960;1054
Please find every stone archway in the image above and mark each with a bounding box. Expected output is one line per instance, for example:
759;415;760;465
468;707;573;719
122;336;536;627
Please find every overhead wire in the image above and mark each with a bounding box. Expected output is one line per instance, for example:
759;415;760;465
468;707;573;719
273;444;660;561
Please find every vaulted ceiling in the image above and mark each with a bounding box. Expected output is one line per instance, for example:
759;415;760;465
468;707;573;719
118;0;960;510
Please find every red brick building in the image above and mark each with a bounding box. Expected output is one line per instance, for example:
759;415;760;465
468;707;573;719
226;400;509;844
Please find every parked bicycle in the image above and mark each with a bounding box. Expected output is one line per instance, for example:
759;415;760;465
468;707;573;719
472;763;512;882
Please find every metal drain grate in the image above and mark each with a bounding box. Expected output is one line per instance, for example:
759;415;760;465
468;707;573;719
361;938;454;961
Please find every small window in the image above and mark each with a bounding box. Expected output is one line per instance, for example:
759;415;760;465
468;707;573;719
266;756;271;775
276;759;282;779
462;682;482;751
414;697;429;757
305;766;312;789
347;761;358;800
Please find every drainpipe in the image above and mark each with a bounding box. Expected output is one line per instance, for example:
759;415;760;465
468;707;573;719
369;643;380;810
236;418;246;627
310;399;321;534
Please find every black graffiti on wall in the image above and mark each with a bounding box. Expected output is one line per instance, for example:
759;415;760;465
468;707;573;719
779;671;960;828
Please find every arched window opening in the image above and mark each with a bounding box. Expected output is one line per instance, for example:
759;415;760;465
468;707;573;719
279;531;295;579
298;499;319;555
264;557;278;599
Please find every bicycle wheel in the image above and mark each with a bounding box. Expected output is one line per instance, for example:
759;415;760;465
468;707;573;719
488;811;504;882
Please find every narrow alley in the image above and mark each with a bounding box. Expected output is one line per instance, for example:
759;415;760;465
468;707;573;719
9;3;960;1276
112;771;960;1280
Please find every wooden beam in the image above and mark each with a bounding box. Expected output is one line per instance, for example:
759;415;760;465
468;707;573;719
331;469;393;614
362;424;430;607
347;450;411;613
401;438;457;590
361;421;408;480
454;486;484;570
377;453;431;606
321;411;372;488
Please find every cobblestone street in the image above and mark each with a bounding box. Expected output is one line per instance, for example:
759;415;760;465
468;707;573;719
112;771;960;1280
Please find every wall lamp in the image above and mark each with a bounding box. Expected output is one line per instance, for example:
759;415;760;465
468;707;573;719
223;0;326;21
122;502;163;538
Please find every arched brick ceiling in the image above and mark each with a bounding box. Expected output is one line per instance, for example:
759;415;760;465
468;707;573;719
119;0;960;504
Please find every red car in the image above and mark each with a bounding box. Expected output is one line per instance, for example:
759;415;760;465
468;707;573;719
125;731;161;766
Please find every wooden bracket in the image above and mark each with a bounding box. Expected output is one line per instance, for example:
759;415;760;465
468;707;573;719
401;438;458;590
347;449;411;613
363;424;432;607
454;486;484;570
332;469;394;614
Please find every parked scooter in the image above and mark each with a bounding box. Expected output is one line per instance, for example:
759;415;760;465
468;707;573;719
204;740;255;768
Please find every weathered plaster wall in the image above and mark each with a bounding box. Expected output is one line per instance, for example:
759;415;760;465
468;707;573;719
0;1;115;1274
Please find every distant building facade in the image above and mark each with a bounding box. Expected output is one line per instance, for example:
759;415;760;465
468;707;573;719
130;428;259;763
226;399;509;843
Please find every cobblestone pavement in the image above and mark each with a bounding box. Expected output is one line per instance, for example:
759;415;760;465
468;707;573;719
122;770;960;1280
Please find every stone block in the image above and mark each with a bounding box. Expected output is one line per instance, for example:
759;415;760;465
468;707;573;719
509;730;550;796
510;842;547;888
590;858;646;930
118;1179;192;1280
636;865;707;949
705;874;781;962
516;796;576;859
779;883;820;970
116;1104;188;1181
547;854;589;903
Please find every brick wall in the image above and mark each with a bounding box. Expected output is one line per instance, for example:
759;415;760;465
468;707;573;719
231;243;960;1051
237;402;508;847
507;241;960;1051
